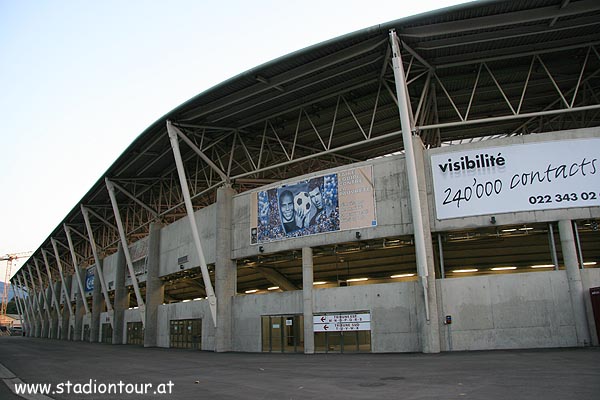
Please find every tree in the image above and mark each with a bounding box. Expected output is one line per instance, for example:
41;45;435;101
6;299;18;314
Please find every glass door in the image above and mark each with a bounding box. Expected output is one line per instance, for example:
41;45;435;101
261;315;304;353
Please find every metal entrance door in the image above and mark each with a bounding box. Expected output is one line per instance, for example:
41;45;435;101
83;324;90;341
126;322;144;345
101;323;112;344
314;330;371;353
170;319;202;349
261;315;304;353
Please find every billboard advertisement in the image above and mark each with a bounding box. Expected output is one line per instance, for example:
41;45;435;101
85;266;95;293
430;138;600;220
251;166;377;244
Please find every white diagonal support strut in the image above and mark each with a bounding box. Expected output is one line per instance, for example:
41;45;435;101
64;225;91;317
11;280;29;335
23;267;45;324
41;250;64;330
81;205;114;321
105;178;146;326
166;120;217;326
390;30;430;321
16;274;36;333
31;260;52;321
107;179;160;218
168;122;230;184
51;238;76;331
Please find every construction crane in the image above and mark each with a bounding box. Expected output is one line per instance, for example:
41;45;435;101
1;252;33;315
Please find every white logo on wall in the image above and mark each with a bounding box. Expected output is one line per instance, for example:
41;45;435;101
430;138;600;220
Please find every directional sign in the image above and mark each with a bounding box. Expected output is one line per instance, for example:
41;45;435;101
313;321;371;332
313;313;370;324
313;313;371;332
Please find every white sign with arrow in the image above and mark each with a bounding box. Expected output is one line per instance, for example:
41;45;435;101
313;313;371;332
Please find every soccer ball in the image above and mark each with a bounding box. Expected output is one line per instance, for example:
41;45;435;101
294;192;312;217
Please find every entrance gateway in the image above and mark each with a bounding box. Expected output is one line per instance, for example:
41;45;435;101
261;312;371;353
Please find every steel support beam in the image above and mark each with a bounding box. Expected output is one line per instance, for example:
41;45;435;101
23;267;45;326
11;280;29;335
15;275;33;336
51;238;76;332
81;205;114;324
31;261;52;322
418;104;600;132
64;225;91;316
105;178;146;326
41;250;63;334
166;120;217;326
32;260;51;338
169;123;229;184
390;30;430;311
107;179;160;218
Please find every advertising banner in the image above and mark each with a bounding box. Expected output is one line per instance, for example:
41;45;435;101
85;266;95;293
251;166;377;244
430;138;600;220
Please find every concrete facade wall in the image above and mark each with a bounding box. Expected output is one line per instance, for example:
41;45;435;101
101;252;118;292
159;205;216;277
314;282;421;353
232;291;303;352
230;282;420;353
231;156;413;260
156;300;216;350
437;271;578;351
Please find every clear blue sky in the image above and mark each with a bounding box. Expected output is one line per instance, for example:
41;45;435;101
0;0;465;281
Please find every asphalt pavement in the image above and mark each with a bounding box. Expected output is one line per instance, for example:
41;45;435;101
0;337;598;400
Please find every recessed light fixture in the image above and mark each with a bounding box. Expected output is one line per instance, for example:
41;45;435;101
347;277;368;282
519;227;533;231
390;273;415;278
267;286;279;291
491;266;517;271
501;228;517;233
531;264;554;269
452;269;478;273
313;281;327;285
583;261;597;266
245;289;258;294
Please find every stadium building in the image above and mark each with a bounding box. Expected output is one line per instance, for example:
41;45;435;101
11;0;600;354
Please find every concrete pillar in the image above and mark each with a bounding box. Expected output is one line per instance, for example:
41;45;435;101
60;275;72;340
91;263;103;342
144;222;164;348
216;186;236;352
75;269;86;341
302;247;315;354
113;244;129;344
413;136;441;354
558;220;591;346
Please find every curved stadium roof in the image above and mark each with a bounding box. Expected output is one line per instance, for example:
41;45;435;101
16;0;600;282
